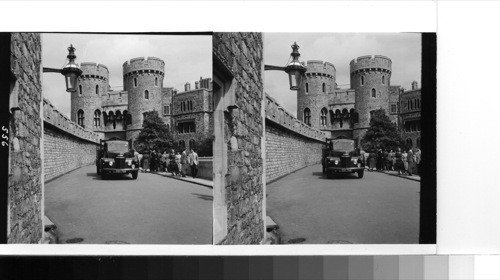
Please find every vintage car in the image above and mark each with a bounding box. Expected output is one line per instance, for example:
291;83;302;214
322;138;365;178
96;139;139;180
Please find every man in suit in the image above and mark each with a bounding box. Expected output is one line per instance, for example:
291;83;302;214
189;149;199;178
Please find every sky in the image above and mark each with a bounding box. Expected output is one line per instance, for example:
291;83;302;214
42;33;212;117
264;33;422;117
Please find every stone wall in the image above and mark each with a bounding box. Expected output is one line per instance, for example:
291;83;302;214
265;94;325;183
43;98;100;182
8;33;43;243
213;32;265;245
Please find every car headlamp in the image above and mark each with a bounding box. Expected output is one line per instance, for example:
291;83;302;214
125;159;133;165
334;160;339;165
351;158;358;164
109;161;114;166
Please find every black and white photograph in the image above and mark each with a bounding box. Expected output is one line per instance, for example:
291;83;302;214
8;33;214;244
263;33;429;244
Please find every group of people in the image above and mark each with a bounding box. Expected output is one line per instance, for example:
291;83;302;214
135;148;199;178
364;147;421;176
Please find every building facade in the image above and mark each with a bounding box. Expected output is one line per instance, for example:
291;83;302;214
70;57;213;150
295;55;421;148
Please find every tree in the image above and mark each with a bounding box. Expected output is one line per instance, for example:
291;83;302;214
134;110;174;153
194;135;214;157
361;109;405;151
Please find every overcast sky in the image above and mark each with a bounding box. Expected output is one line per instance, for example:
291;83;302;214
42;33;212;117
264;33;421;117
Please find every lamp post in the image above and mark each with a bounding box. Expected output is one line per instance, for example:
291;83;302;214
43;44;83;93
264;42;307;91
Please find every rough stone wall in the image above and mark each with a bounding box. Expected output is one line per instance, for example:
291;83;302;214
265;93;325;183
213;32;264;245
400;88;421;148
297;60;336;128
123;57;165;140
8;32;43;243
172;88;213;149
265;121;324;183
350;55;392;141
43;98;100;182
43;124;98;181
71;63;108;130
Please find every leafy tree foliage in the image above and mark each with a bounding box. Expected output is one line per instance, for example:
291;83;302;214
194;135;214;157
133;110;174;153
361;109;405;151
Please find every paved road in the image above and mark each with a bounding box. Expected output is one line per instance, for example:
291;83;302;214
45;165;212;244
267;164;420;244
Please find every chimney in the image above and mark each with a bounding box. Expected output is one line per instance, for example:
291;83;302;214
412;81;418;90
195;81;199;89
185;82;191;92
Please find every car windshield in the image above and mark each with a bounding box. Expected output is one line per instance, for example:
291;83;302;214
332;141;354;152
106;141;129;154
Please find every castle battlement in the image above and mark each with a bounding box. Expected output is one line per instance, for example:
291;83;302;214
123;57;165;76
350;55;392;74
305;60;336;78
80;62;109;80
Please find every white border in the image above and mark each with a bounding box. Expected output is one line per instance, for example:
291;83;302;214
1;1;437;255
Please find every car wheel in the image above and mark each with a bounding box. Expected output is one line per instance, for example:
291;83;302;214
132;171;138;180
102;172;107;180
358;170;364;178
97;166;101;175
322;165;326;174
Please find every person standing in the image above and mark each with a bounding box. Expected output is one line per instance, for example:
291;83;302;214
160;151;167;172
415;147;422;175
142;151;150;173
175;151;182;176
395;148;403;175
369;151;376;171
407;148;415;176
189;148;199;178
180;149;188;177
401;149;408;175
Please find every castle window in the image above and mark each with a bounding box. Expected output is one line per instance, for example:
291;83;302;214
408;100;410;110
382;75;385;84
77;109;84;127
144;90;149;100
189;139;196;150
371;88;376;98
416;137;421;148
134;78;137;88
96;85;99;95
155;77;158;87
177;120;195;134
329;110;335;124
304;108;311;126
322;83;325;93
79;85;82;95
340;118;343;128
361;76;364;86
163;105;168;115
179;140;185;149
305;83;309;93
406;138;413;147
94;109;101;127
391;104;397;114
320;108;327;126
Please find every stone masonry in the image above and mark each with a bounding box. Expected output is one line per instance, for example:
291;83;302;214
43;98;100;182
8;33;43;243
265;94;325;183
213;32;265;245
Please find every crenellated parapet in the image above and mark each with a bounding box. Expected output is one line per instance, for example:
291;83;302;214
80;62;109;81
265;93;325;142
350;55;392;75
123;57;165;77
43;98;101;144
305;60;336;79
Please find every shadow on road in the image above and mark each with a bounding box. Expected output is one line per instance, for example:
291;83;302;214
312;171;361;180
88;172;134;180
191;193;213;201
